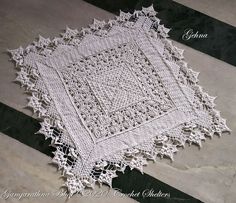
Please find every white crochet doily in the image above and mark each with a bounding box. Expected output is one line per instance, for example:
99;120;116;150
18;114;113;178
8;5;230;196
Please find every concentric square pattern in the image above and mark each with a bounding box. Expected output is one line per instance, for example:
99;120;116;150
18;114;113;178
62;42;174;140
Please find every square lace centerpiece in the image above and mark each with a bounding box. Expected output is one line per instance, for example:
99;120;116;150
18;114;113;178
8;6;230;196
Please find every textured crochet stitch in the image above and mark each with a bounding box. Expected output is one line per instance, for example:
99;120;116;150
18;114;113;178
8;5;230;196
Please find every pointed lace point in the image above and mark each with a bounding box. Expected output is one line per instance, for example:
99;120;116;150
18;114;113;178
38;35;44;40
142;5;157;16
93;18;99;24
119;10;125;16
163;26;171;34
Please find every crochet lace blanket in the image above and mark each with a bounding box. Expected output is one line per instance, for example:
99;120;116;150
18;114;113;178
8;5;230;196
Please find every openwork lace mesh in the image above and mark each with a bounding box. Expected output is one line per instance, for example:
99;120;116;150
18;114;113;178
8;5;230;196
